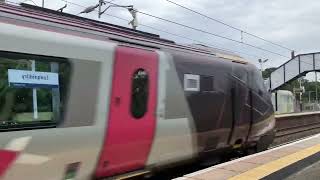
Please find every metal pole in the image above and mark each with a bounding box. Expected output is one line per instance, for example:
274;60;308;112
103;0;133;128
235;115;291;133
98;0;102;18
51;63;60;120
42;0;44;7
275;91;278;112
128;8;138;30
309;91;311;103
258;59;263;75
316;71;318;103
299;79;302;112
31;60;38;120
291;50;295;59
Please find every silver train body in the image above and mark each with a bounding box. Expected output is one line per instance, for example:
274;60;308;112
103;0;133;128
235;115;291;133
0;3;275;180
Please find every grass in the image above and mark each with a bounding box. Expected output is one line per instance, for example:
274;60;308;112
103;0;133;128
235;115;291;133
12;112;53;122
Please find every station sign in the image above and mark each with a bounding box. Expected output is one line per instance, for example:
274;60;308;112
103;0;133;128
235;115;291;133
8;69;59;88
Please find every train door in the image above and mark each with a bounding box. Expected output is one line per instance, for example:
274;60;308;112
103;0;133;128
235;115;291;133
229;69;251;146
95;46;158;178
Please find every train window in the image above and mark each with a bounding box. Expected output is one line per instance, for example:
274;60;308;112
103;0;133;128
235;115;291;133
251;68;266;94
233;66;248;84
184;74;200;91
131;69;149;119
200;75;214;92
0;52;70;131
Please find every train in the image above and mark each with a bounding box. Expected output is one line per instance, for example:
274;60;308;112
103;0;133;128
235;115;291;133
0;2;275;180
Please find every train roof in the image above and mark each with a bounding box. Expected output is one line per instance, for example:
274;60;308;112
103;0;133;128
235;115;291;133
0;2;248;64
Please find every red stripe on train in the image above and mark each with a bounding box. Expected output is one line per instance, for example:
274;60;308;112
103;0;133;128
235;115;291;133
0;150;18;177
95;47;158;178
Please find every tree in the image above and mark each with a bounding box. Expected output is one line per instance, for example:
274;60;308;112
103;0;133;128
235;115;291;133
262;67;277;79
301;81;320;103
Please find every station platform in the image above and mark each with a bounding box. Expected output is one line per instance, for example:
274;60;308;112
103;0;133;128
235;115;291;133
174;133;320;180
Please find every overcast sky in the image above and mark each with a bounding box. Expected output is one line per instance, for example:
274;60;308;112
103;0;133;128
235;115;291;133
9;0;320;69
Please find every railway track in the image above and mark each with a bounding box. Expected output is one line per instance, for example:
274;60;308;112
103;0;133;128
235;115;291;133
272;112;320;146
276;121;320;138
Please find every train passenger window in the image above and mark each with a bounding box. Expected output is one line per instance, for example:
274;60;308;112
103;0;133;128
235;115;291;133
0;52;70;131
184;74;200;91
200;75;214;92
131;69;149;119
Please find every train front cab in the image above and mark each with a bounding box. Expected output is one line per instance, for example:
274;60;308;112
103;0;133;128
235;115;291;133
245;65;275;152
167;52;276;157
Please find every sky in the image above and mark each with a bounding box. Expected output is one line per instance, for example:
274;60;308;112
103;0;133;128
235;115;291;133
7;0;320;70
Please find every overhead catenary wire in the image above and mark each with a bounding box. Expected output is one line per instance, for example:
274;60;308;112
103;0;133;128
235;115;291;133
21;0;38;6
140;24;264;59
4;1;314;68
60;0;288;59
97;1;290;58
135;11;290;58
61;0;266;59
73;2;310;66
6;0;292;60
165;0;293;52
5;0;285;60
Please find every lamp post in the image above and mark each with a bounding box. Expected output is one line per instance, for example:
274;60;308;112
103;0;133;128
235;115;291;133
258;58;269;75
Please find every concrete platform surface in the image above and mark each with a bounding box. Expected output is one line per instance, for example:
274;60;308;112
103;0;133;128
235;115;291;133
174;133;320;180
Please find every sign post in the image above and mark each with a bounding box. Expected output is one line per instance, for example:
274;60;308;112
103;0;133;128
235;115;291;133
51;62;60;120
8;65;59;120
31;60;38;120
8;69;59;88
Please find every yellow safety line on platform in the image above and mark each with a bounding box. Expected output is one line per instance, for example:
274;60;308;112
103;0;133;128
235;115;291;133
228;143;320;180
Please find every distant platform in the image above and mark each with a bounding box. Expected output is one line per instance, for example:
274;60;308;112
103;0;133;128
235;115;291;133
174;133;320;180
275;111;320;118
